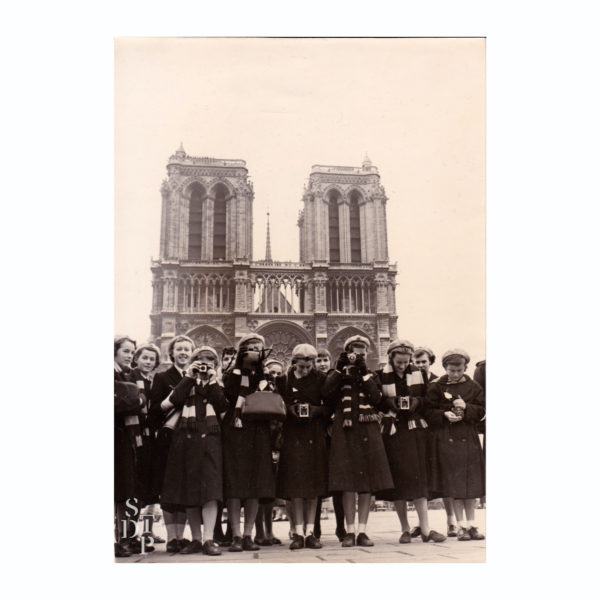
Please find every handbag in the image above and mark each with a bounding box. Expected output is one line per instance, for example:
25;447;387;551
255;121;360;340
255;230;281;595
242;390;286;422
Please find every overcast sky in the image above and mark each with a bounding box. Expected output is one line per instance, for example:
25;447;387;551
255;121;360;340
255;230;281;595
115;38;485;372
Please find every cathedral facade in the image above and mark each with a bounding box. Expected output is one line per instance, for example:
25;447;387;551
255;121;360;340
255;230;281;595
150;145;398;370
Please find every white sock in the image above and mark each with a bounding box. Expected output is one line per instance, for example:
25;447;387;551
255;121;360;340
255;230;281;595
346;523;355;534
306;523;314;536
467;520;475;529
295;524;304;535
447;516;457;526
357;523;366;534
458;520;466;529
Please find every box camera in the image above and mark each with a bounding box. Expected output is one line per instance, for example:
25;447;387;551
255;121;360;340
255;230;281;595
399;396;410;410
297;403;310;418
347;352;357;364
192;364;209;375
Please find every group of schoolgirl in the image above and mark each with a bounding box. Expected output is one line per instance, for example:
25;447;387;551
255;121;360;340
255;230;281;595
114;331;485;558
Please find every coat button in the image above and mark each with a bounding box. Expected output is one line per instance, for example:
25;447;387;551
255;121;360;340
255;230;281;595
363;437;368;442
201;433;206;438
309;440;313;444
461;438;466;442
449;438;454;442
186;434;192;439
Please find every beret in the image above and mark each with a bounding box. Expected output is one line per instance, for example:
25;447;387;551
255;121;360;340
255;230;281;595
292;343;318;360
344;335;370;351
238;333;265;349
264;358;285;368
442;348;471;366
190;345;219;362
387;339;415;355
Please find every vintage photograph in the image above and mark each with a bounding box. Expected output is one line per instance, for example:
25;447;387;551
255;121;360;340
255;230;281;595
114;37;486;563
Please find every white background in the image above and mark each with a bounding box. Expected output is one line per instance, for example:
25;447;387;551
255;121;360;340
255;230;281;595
1;0;598;598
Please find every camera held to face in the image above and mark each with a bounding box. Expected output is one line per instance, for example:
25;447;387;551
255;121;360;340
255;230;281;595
297;403;310;418
191;364;209;376
347;352;358;364
398;396;410;410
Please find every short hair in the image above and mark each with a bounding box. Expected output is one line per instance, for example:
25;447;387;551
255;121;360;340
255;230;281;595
114;335;136;358
414;349;436;365
167;335;195;361
132;343;161;368
316;347;331;360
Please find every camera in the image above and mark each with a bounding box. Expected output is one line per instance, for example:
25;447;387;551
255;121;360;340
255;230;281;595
242;350;261;370
191;364;209;376
399;396;410;410
347;352;357;364
297;403;310;418
452;406;464;418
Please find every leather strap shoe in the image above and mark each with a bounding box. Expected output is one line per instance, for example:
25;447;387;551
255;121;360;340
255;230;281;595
179;539;203;554
421;530;446;543
270;536;282;545
242;535;260;551
410;526;422;538
115;542;132;557
178;538;192;551
468;527;485;540
447;524;458;537
335;527;348;542
254;536;272;546
399;531;412;544
457;527;471;541
166;538;179;553
305;534;322;549
356;533;374;547
289;533;305;550
229;536;243;552
202;540;222;556
341;533;356;547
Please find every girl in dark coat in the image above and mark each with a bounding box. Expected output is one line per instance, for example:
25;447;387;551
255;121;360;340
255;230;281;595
377;340;446;544
148;335;195;552
222;333;276;552
114;335;144;557
413;345;457;538
425;349;486;541
130;343;162;544
161;346;228;556
323;335;394;548
275;344;329;550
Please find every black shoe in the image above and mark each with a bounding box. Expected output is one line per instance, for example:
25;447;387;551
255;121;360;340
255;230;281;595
305;534;322;549
356;533;374;547
178;538;192;551
270;536;282;545
421;530;446;543
179;539;203;554
341;533;356;547
254;536;272;546
229;536;243;552
290;533;305;550
447;524;458;537
457;527;471;541
203;540;222;556
335;527;348;542
242;535;260;551
410;526;422;538
166;538;179;553
399;531;412;544
214;531;228;545
468;527;485;540
123;537;142;554
115;542;132;557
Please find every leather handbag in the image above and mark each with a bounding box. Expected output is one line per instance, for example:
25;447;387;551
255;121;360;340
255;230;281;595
242;391;286;421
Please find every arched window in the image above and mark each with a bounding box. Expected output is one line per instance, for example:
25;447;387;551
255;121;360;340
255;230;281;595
328;190;341;263
188;184;204;260
349;191;362;263
213;185;227;260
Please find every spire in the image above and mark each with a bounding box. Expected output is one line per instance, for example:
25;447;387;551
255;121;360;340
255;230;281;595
265;211;273;262
362;152;372;169
175;142;186;158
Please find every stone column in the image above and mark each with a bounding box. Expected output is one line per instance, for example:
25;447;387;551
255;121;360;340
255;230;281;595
203;196;214;260
339;200;351;263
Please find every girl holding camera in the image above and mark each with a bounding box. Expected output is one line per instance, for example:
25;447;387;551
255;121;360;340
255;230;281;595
323;335;393;547
377;339;446;544
275;344;329;550
148;335;195;552
222;333;276;552
160;346;228;555
425;349;485;541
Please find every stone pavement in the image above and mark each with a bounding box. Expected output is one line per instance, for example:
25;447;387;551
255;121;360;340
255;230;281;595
116;509;485;563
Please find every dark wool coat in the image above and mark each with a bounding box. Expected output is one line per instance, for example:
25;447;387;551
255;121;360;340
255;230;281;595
161;377;228;508
130;369;158;506
114;368;142;503
473;361;486;438
222;370;276;501
425;375;486;499
323;369;393;494
148;365;183;501
376;365;430;501
275;369;329;500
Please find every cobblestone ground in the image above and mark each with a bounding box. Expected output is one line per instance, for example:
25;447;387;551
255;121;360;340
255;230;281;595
116;508;485;563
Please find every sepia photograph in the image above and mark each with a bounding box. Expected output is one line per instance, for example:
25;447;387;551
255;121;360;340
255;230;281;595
114;37;486;563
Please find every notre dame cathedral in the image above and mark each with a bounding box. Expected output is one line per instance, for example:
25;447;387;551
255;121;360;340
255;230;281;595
150;145;398;370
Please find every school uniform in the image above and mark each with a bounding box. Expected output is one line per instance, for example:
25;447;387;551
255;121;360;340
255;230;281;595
148;365;184;504
323;368;393;494
376;365;430;501
275;369;329;500
222;369;276;501
114;365;143;503
425;375;486;499
161;376;228;507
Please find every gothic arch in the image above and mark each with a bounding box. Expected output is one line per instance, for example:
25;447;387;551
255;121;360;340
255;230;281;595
346;187;366;205
322;185;344;204
207;179;234;198
328;326;376;368
255;320;312;367
177;177;209;198
185;325;232;359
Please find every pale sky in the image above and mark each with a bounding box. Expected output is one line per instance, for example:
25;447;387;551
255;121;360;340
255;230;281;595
115;38;485;372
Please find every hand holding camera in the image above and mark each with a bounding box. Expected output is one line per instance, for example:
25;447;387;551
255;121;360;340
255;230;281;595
445;410;462;423
335;352;350;371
